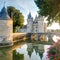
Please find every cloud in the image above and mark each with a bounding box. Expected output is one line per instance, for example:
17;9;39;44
12;0;38;12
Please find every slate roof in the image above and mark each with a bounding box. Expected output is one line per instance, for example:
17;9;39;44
0;6;10;20
28;12;33;19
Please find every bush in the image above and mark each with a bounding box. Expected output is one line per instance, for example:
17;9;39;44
47;40;60;60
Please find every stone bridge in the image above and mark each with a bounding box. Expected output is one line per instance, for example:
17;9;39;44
28;32;60;41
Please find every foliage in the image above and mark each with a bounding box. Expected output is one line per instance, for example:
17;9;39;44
34;0;60;25
7;6;24;32
13;50;24;60
47;40;60;60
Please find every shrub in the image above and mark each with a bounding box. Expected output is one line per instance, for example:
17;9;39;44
47;40;60;60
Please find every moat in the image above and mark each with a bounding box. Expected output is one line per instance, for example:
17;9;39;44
0;33;60;60
0;42;51;60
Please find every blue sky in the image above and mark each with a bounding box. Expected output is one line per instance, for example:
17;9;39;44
0;0;38;24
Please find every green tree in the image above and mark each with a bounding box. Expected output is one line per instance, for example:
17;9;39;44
13;50;24;60
7;6;24;32
34;0;60;25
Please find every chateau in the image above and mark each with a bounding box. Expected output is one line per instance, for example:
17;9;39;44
27;13;47;33
19;12;47;33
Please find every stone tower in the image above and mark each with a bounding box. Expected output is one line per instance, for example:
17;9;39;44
27;12;33;33
33;15;38;33
37;16;45;33
0;6;13;46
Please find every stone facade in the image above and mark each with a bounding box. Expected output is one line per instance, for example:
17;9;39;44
18;12;47;33
27;13;47;33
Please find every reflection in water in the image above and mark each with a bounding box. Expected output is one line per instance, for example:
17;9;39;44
13;34;60;60
13;50;24;60
0;42;50;60
0;42;25;60
0;47;12;60
16;43;50;60
27;43;44;59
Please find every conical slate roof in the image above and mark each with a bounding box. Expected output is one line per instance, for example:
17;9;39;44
28;12;33;19
0;6;10;20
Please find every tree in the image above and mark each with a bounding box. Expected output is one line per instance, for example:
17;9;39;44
34;0;60;25
13;50;24;60
7;6;24;32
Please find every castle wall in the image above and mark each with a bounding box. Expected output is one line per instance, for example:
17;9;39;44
0;20;13;43
33;23;38;33
27;18;47;33
27;19;33;33
38;21;44;33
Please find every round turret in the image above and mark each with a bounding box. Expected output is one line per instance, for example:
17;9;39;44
0;6;13;47
0;6;10;20
27;12;33;33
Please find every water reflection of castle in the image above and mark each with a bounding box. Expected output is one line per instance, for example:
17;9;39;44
27;43;44;59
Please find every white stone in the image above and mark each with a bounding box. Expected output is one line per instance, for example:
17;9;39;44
27;13;47;33
0;20;13;43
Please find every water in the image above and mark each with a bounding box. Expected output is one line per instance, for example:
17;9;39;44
0;42;51;60
1;33;60;60
0;47;12;60
16;43;50;60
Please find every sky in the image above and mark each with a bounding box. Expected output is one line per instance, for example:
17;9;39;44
0;0;38;24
